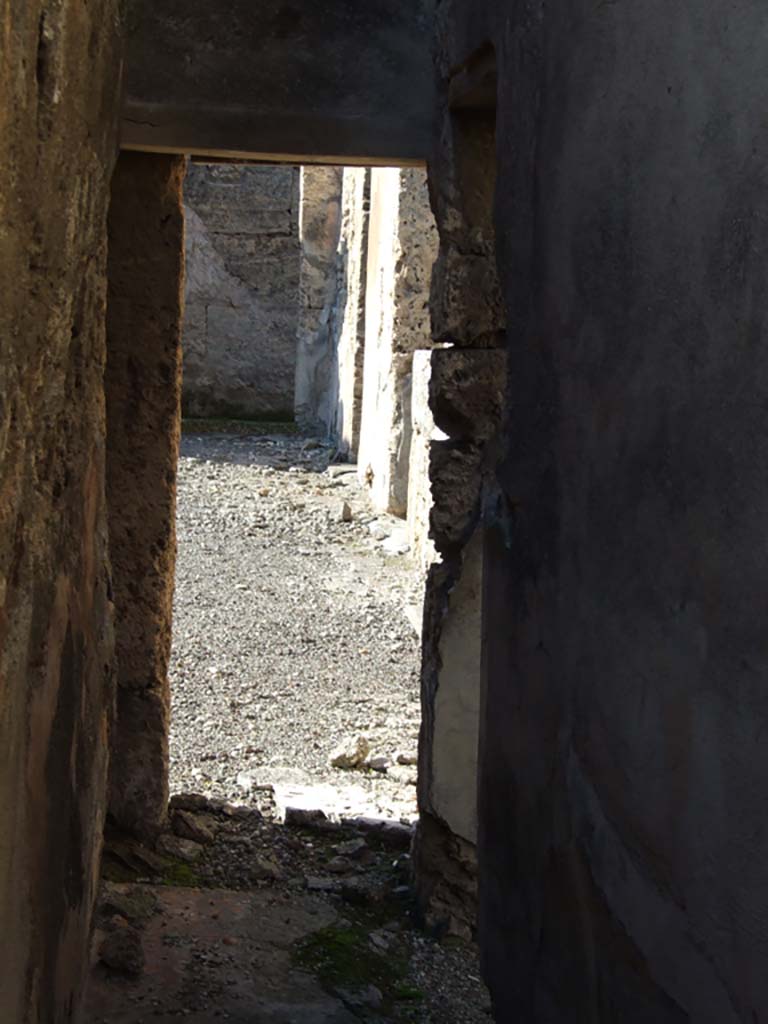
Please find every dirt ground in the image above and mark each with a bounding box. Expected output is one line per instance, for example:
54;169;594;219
84;429;492;1024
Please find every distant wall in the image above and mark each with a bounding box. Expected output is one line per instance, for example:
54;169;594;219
294;167;344;433
356;168;438;515
183;163;300;420
327;167;371;458
294;165;438;498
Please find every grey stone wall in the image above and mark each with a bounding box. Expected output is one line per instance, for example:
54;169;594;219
294;167;344;433
183;163;300;420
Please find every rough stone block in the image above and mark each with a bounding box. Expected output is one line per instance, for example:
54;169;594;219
428;347;507;442
357;169;438;514
183;163;300;419
428;440;484;552
430;244;505;347
106;152;186;837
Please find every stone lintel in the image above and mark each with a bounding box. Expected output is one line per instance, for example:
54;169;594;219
122;0;435;165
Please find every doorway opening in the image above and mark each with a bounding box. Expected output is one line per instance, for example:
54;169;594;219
169;160;438;827
94;153;495;1021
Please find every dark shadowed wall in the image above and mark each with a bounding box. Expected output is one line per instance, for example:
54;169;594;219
431;1;768;1020
122;0;435;164
106;153;185;838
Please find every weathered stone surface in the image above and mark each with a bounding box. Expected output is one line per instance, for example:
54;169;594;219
296;167;372;450
122;0;435;165
357;169;438;515
98;921;145;976
295;167;344;433
328;168;371;457
428;92;503;350
0;2;121;1020
329;735;371;770
428;348;506;444
427;441;484;553
106;153;186;837
413;812;477;941
297;165;438;483
430;244;505;348
415;357;505;934
156;834;205;864
407;351;439;570
183;163;300;419
433;3;768;1021
171;809;216;845
417;554;482;937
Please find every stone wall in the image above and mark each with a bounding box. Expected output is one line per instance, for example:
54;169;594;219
183;163;300;420
433;4;768;1022
294;167;344;433
327;168;371;458
106;153;186;837
414;347;506;940
0;1;122;1019
410;40;507;938
357;169;439;515
294;165;438;486
122;0;436;165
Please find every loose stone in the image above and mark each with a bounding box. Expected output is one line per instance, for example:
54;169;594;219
329;735;371;769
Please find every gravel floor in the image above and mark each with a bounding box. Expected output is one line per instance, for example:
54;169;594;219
169;430;425;822
99;429;493;1024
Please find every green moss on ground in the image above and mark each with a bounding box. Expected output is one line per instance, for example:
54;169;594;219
101;843;200;889
161;860;201;887
293;922;423;1017
101;857;142;884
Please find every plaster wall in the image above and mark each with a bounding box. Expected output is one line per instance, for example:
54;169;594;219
357;169;438;516
121;0;435;165
431;528;482;846
433;1;768;1020
327;168;371;458
294;167;344;434
183;164;300;420
0;0;122;1018
412;29;506;942
407;350;439;570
